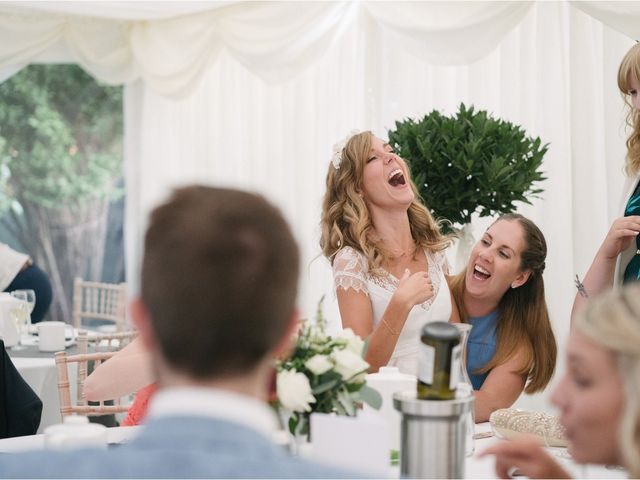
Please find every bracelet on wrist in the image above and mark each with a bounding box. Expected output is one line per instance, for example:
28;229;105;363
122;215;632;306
381;318;400;336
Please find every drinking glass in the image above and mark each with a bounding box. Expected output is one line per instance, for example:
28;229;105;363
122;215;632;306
12;289;35;328
9;291;29;350
453;322;475;456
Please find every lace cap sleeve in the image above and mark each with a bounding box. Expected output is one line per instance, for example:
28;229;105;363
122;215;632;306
427;248;452;276
438;249;452;275
332;247;369;296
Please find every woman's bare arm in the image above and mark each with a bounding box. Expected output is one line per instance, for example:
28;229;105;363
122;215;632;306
337;288;410;372
473;347;528;422
337;268;432;372
572;216;640;319
83;337;154;401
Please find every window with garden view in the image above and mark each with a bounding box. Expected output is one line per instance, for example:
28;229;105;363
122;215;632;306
0;64;124;323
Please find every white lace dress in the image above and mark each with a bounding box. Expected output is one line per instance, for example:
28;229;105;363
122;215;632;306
333;246;452;376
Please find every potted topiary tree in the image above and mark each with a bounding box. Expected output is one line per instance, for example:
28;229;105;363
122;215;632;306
388;103;548;270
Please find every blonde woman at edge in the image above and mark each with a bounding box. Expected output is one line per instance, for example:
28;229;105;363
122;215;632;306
481;284;640;479
320;130;458;376
574;43;640;316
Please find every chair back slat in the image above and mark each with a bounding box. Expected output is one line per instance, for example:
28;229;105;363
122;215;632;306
56;330;138;420
55;351;73;418
72;277;127;332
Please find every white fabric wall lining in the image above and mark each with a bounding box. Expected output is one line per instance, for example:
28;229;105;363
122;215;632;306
121;3;634;413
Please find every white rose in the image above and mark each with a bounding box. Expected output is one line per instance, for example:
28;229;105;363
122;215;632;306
336;328;365;355
333;349;369;382
276;369;316;413
305;354;333;375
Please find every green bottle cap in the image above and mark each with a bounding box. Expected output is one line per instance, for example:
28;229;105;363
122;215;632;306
421;321;460;341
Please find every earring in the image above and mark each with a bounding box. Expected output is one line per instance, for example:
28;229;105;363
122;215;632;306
511;283;517;289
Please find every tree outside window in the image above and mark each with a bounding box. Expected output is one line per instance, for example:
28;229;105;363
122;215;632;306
0;64;124;323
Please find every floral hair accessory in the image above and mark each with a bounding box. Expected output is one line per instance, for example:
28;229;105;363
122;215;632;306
331;129;360;170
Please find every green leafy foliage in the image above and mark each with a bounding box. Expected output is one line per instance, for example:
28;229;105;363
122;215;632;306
0;65;123;210
388;103;548;232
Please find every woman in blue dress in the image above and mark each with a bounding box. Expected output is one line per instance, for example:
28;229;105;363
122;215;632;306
574;43;640;317
449;214;557;422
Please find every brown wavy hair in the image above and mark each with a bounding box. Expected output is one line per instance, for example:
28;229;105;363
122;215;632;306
319;131;452;271
449;213;556;394
617;43;640;176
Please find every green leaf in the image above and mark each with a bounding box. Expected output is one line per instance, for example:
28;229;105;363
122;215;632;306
288;414;299;436
388;103;548;231
336;388;356;416
359;384;383;410
312;376;341;395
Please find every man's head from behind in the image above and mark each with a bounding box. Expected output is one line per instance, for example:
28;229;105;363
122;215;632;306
135;185;300;382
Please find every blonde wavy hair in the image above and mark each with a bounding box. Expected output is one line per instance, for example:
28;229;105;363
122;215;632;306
319;131;451;271
617;43;640;176
574;285;640;478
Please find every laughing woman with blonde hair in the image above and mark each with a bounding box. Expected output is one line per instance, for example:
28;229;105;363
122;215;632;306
320;131;457;376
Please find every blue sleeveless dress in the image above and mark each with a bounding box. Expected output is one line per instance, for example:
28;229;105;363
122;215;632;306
466;311;498;390
623;180;640;284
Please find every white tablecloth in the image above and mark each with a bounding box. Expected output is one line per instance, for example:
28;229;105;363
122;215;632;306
0;426;139;453
0;420;629;479
468;424;627;479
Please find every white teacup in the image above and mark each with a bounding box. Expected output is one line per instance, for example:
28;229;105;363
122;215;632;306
44;415;108;450
37;321;66;352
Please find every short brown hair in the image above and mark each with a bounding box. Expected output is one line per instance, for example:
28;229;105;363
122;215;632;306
141;185;299;378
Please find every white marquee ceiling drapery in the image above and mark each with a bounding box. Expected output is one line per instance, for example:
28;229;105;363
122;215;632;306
571;1;640;40
0;1;233;20
364;2;533;65
0;1;638;413
0;1;537;95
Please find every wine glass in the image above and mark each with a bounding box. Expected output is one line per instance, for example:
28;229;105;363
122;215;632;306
8;291;29;350
12;289;35;329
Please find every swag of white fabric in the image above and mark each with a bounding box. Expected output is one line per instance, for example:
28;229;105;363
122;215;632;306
3;1;638;96
0;1;535;97
571;1;640;40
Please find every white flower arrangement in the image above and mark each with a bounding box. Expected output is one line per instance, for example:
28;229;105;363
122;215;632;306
276;297;381;437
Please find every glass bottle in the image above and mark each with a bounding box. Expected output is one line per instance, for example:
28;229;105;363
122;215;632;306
453;322;475;456
417;321;461;400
